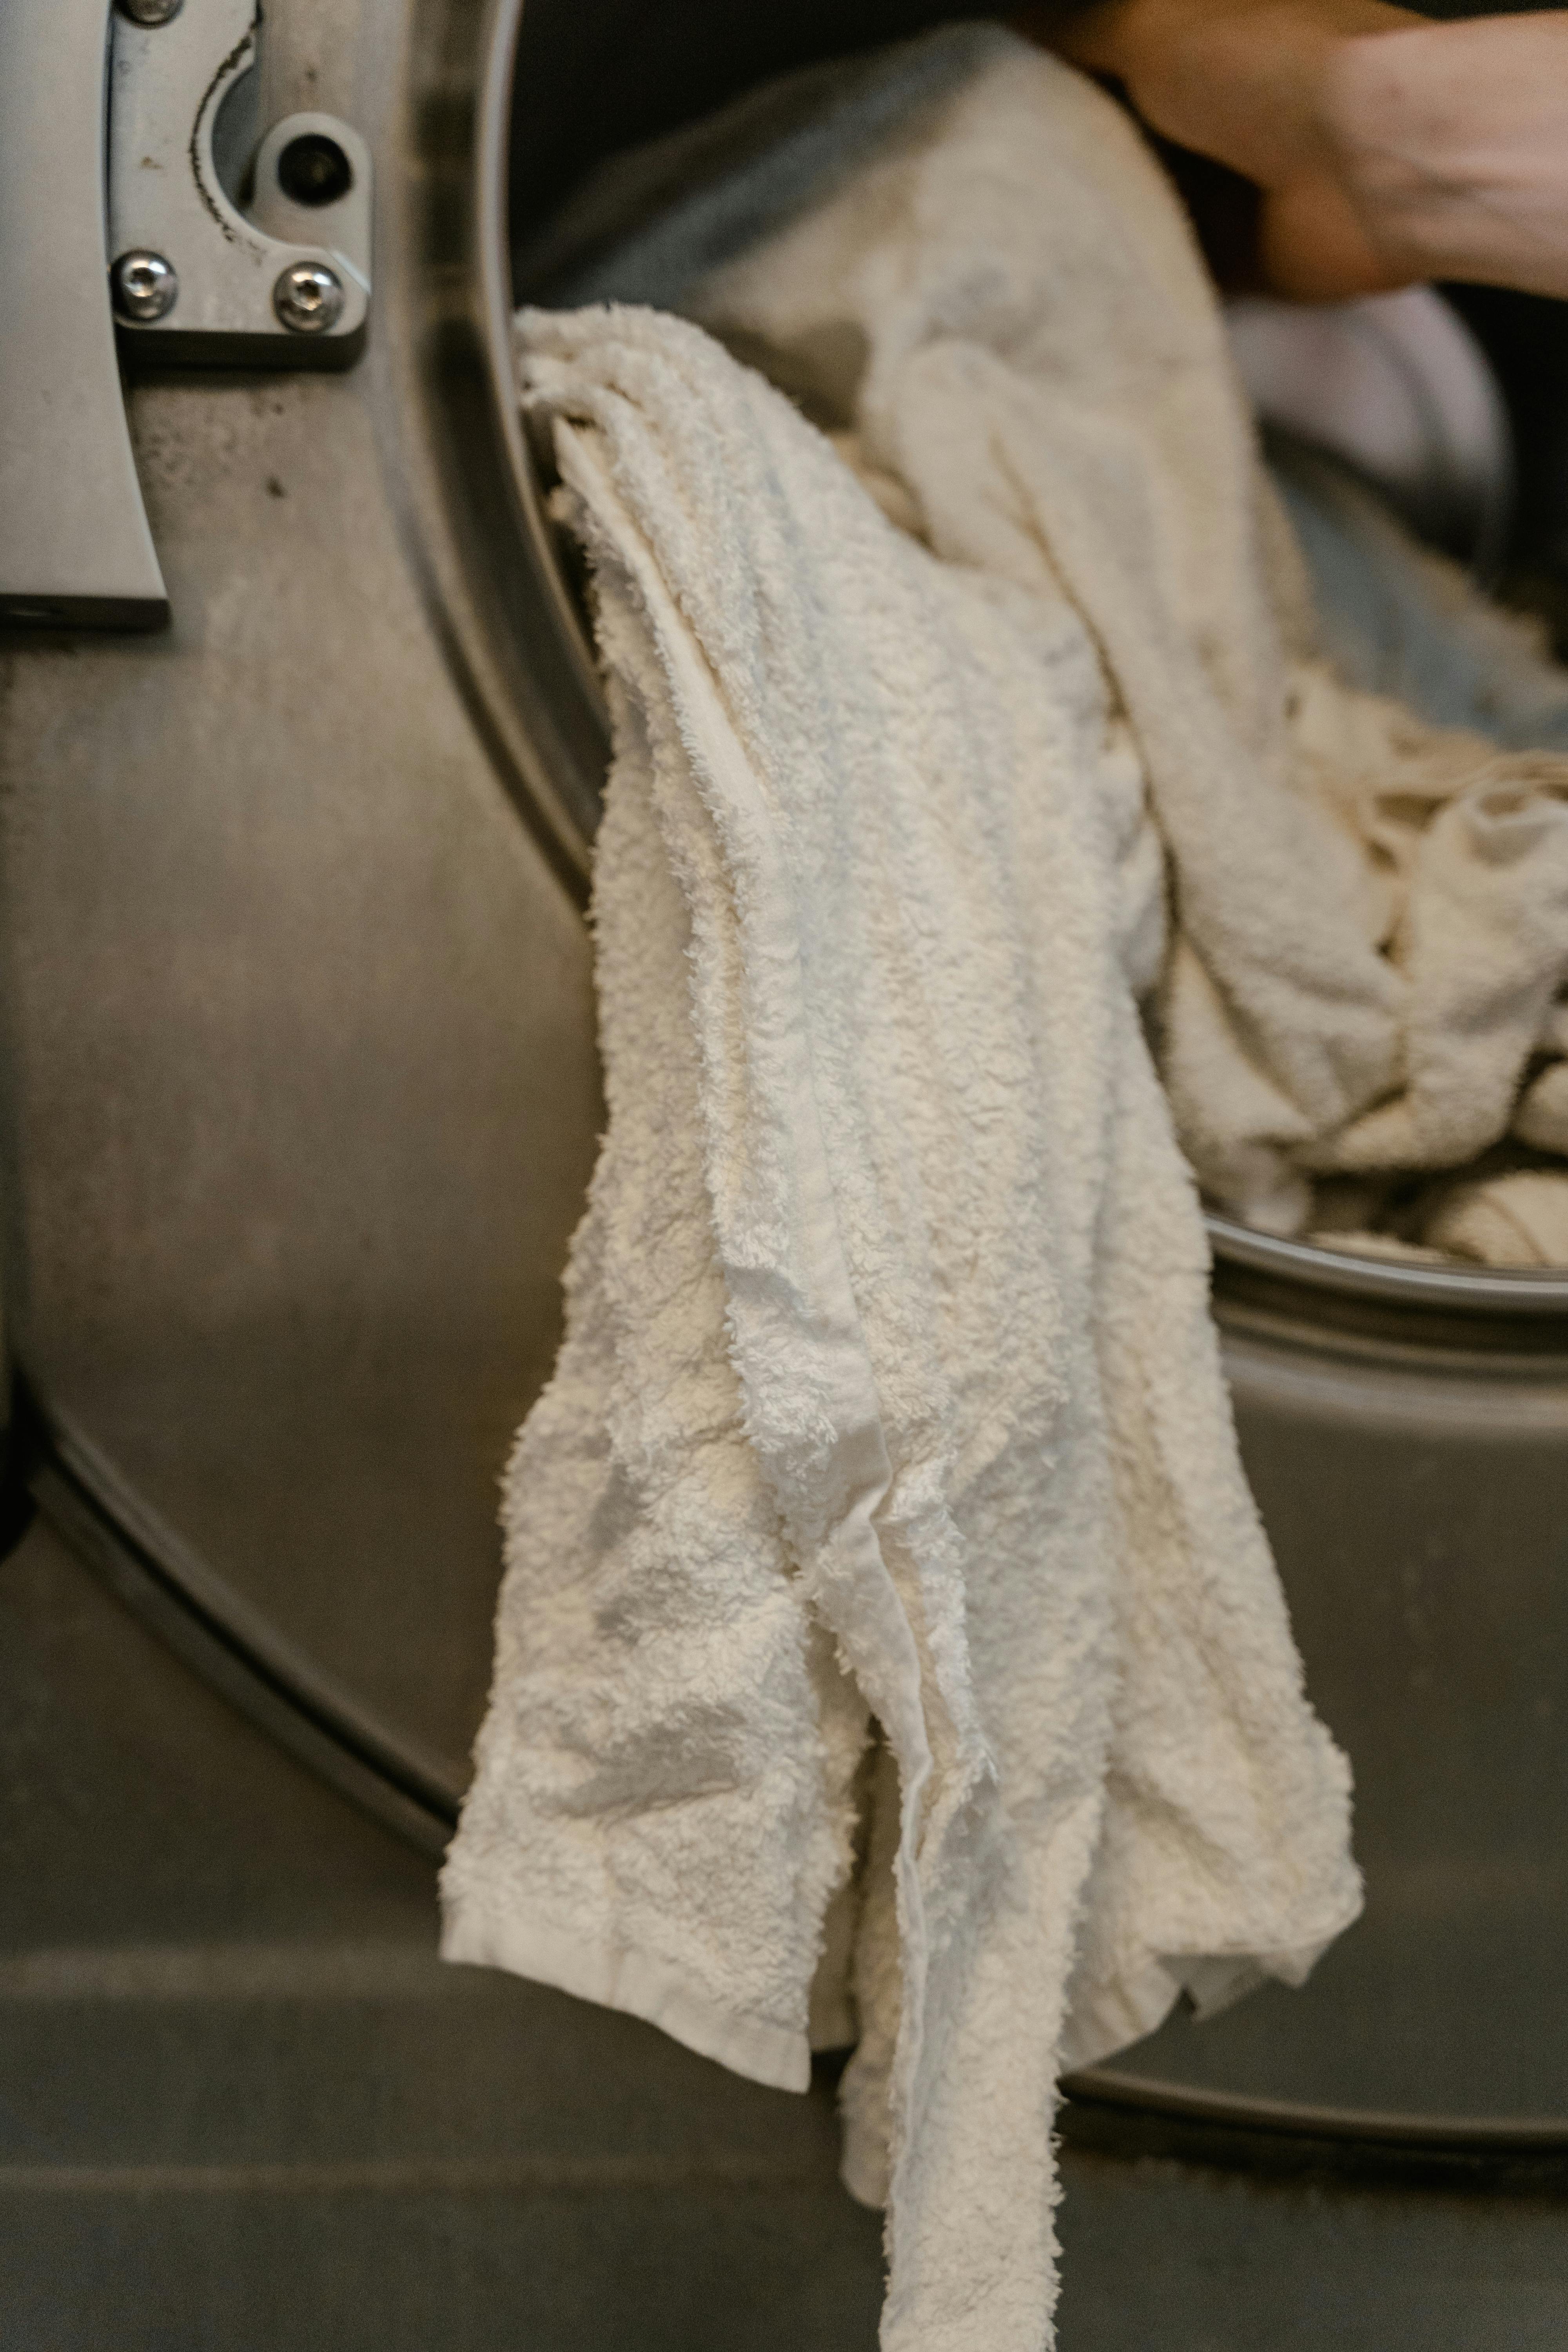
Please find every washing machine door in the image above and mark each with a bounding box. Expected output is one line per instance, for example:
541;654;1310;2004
7;0;1568;2174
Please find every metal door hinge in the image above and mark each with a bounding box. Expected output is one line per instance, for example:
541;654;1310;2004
0;0;373;632
109;0;371;367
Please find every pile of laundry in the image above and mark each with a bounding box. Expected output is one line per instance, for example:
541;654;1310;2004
442;27;1568;2352
1264;439;1568;1264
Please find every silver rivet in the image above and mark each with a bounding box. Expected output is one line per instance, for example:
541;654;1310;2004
111;250;178;323
116;0;184;23
273;262;345;336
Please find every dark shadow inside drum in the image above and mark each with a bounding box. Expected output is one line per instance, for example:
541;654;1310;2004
507;0;993;282
497;0;1568;2156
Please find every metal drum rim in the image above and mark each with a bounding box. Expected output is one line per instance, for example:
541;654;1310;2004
1065;2063;1568;2153
1206;1212;1568;1317
477;0;607;729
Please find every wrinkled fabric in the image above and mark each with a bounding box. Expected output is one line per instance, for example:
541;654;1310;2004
445;34;1367;2351
539;24;1568;1247
1268;447;1568;1261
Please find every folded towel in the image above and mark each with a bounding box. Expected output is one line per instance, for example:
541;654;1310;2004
444;31;1364;2348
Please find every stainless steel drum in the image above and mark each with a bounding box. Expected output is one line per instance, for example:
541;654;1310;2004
1108;1235;1568;2136
4;0;1568;2344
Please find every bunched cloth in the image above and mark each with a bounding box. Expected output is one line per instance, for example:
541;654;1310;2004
520;21;1568;1241
443;34;1376;2348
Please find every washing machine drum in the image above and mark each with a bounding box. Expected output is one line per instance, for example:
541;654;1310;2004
5;0;1568;2163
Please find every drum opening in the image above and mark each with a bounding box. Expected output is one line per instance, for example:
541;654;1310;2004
484;0;1568;1319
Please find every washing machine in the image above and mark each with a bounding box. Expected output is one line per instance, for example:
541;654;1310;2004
5;0;1568;2343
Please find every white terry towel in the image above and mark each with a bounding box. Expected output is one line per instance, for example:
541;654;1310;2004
443;33;1363;2348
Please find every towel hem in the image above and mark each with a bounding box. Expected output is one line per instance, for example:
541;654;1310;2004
440;1894;812;2093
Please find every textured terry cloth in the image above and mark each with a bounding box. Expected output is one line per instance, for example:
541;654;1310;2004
1267;446;1568;1262
535;23;1568;1243
443;302;1359;2346
442;38;1363;2347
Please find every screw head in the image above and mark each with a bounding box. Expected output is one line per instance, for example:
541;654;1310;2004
111;250;178;323
116;0;184;23
273;262;345;336
276;133;354;210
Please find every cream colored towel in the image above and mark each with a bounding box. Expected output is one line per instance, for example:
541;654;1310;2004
1425;1170;1568;1268
1275;450;1568;1261
445;32;1365;2351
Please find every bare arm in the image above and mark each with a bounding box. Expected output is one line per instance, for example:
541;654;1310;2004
1019;2;1568;300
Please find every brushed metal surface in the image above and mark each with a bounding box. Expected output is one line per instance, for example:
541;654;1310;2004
0;0;604;1798
0;0;169;627
7;1517;1567;2351
1090;1293;1568;2132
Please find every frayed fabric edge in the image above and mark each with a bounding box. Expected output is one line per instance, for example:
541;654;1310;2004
441;1893;812;2094
1058;1930;1348;2076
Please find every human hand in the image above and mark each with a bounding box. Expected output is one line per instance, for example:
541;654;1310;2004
1018;2;1568;301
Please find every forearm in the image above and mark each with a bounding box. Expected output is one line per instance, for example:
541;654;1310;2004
1029;0;1568;299
1328;15;1568;297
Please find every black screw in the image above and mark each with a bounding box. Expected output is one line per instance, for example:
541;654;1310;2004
276;133;353;209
